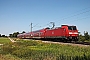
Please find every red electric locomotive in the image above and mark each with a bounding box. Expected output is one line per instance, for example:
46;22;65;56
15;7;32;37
17;25;78;41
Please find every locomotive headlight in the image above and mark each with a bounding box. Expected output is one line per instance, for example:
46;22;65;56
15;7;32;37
69;32;73;34
74;32;78;34
69;32;78;34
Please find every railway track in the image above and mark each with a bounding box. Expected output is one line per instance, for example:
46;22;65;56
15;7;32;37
41;39;90;46
73;41;90;45
41;40;90;47
35;40;90;46
23;39;90;47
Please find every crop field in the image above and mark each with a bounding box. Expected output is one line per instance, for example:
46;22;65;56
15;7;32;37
0;37;11;44
0;39;90;60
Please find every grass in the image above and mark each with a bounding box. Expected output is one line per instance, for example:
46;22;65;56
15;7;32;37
0;37;11;44
0;54;21;60
0;39;90;60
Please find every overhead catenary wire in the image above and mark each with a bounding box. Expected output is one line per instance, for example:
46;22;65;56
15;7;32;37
56;9;90;26
33;7;90;29
55;7;90;26
58;7;90;21
66;15;90;23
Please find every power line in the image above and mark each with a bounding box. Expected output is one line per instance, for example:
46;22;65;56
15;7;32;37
67;16;90;23
34;7;90;28
53;7;90;26
56;9;90;26
63;10;90;21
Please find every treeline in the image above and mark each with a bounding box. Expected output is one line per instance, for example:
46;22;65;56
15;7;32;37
9;31;26;38
0;31;26;38
0;34;7;37
79;31;90;42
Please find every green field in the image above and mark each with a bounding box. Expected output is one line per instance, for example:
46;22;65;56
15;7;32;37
0;39;90;60
0;37;11;44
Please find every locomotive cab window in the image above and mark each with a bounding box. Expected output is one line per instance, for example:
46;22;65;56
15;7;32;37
68;26;77;30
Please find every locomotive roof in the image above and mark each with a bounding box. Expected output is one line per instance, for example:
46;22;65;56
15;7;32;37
61;25;76;26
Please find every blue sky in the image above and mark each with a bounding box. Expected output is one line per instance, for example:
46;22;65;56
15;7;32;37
0;0;90;35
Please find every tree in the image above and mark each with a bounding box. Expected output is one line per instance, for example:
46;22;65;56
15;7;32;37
2;35;5;37
79;34;85;42
21;31;26;34
0;34;1;37
9;32;19;38
13;32;19;37
9;34;13;37
84;31;89;40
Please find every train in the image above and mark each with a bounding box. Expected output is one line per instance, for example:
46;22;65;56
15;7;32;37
17;25;79;42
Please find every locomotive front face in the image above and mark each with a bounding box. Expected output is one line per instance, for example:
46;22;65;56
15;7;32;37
67;26;78;40
68;26;78;35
